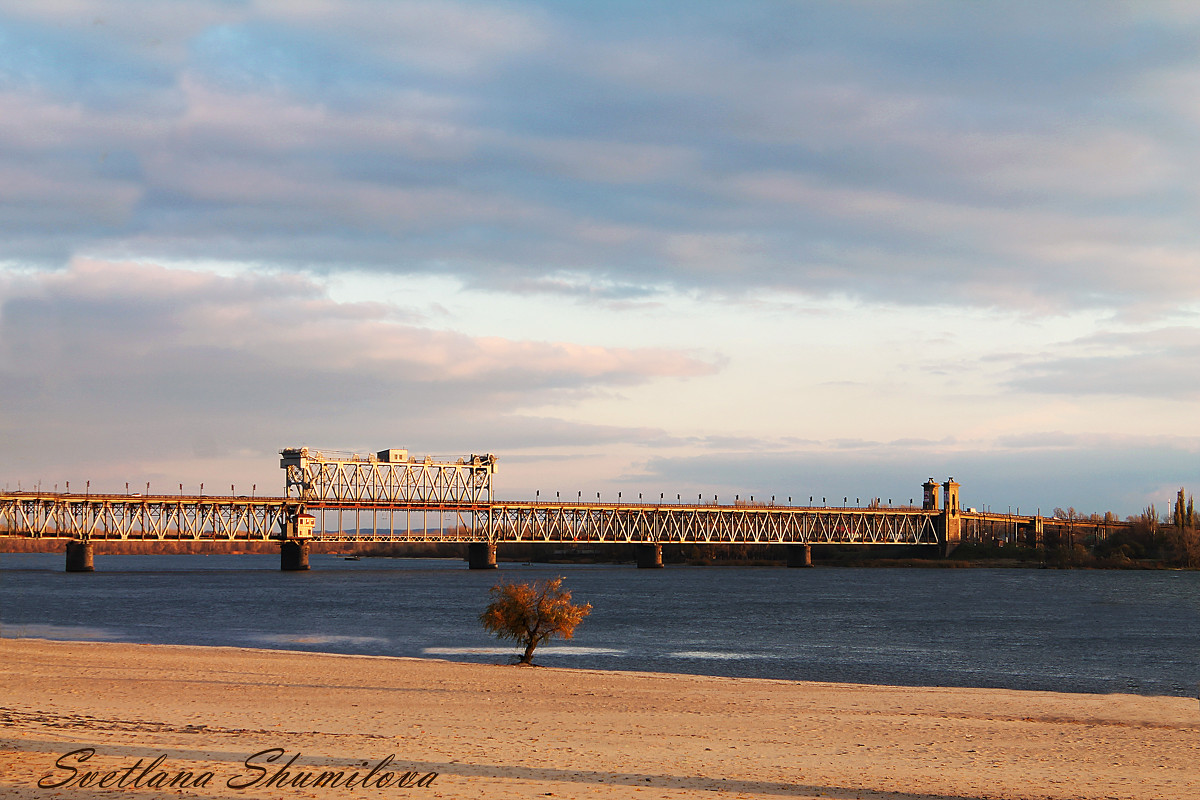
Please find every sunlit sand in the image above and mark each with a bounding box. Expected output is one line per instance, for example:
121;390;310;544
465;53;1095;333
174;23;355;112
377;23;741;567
1;638;1195;799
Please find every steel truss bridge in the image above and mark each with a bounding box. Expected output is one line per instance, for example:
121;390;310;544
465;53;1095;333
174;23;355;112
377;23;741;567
483;503;936;546
0;445;1120;570
0;494;289;542
0;496;938;546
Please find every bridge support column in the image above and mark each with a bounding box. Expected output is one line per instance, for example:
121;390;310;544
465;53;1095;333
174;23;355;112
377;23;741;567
787;544;812;567
281;539;310;571
1027;516;1044;548
636;543;663;569
65;540;94;572
468;542;498;570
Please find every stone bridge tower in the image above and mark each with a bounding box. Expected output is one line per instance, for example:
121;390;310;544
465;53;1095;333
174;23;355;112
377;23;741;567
922;478;940;511
939;477;961;556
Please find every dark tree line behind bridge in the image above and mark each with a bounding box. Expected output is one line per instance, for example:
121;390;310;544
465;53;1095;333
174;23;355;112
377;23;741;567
1021;489;1200;568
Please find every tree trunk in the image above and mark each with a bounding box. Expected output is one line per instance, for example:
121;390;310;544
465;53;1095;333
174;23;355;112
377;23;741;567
520;638;538;664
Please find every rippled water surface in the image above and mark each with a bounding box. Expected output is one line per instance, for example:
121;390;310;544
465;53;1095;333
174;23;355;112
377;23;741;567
3;553;1198;696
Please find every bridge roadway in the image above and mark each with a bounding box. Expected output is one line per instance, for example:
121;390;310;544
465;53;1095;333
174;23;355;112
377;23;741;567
1;491;1120;571
0;492;940;542
0;491;955;569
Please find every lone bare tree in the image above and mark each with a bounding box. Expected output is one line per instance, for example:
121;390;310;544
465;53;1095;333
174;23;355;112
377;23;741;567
479;577;592;665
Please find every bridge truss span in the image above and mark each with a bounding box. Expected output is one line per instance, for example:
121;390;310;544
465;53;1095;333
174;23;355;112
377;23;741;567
484;503;939;546
0;493;290;541
281;447;496;506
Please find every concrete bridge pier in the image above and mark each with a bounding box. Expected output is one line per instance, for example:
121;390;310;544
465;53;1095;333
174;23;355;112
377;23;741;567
65;540;94;572
787;544;812;567
468;542;498;570
1022;517;1045;548
280;539;310;571
636;543;664;569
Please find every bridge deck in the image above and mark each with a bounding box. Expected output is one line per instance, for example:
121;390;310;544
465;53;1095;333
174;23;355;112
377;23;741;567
0;492;289;541
2;493;945;545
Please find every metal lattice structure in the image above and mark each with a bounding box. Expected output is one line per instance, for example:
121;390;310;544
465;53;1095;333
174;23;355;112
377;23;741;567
0;493;939;545
0;446;1002;550
281;447;495;506
298;503;480;542
0;493;289;541
484;503;939;545
298;506;478;542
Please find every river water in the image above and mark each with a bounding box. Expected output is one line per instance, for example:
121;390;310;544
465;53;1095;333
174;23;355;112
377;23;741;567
2;553;1197;696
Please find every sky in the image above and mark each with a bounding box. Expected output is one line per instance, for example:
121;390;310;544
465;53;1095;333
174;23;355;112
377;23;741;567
2;1;1199;516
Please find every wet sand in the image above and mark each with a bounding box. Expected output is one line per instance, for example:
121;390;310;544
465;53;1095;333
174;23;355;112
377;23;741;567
1;638;1195;799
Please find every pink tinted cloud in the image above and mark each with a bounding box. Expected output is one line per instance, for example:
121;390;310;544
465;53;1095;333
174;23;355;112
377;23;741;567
2;259;717;388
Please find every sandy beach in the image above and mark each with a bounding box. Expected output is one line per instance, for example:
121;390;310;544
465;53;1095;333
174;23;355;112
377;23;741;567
1;639;1195;799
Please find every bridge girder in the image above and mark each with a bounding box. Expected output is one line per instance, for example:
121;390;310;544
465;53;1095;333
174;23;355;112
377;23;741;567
0;494;290;541
482;503;939;546
281;447;495;506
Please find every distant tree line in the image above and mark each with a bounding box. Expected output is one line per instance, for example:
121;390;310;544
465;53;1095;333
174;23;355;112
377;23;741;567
1025;489;1199;568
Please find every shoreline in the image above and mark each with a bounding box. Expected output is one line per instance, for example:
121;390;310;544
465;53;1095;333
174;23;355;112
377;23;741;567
0;633;1189;699
3;638;1197;799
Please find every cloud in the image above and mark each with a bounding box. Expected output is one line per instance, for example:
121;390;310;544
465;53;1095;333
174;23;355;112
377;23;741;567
1008;327;1200;400
0;260;717;488
1;2;1200;310
254;0;550;75
632;434;1200;517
